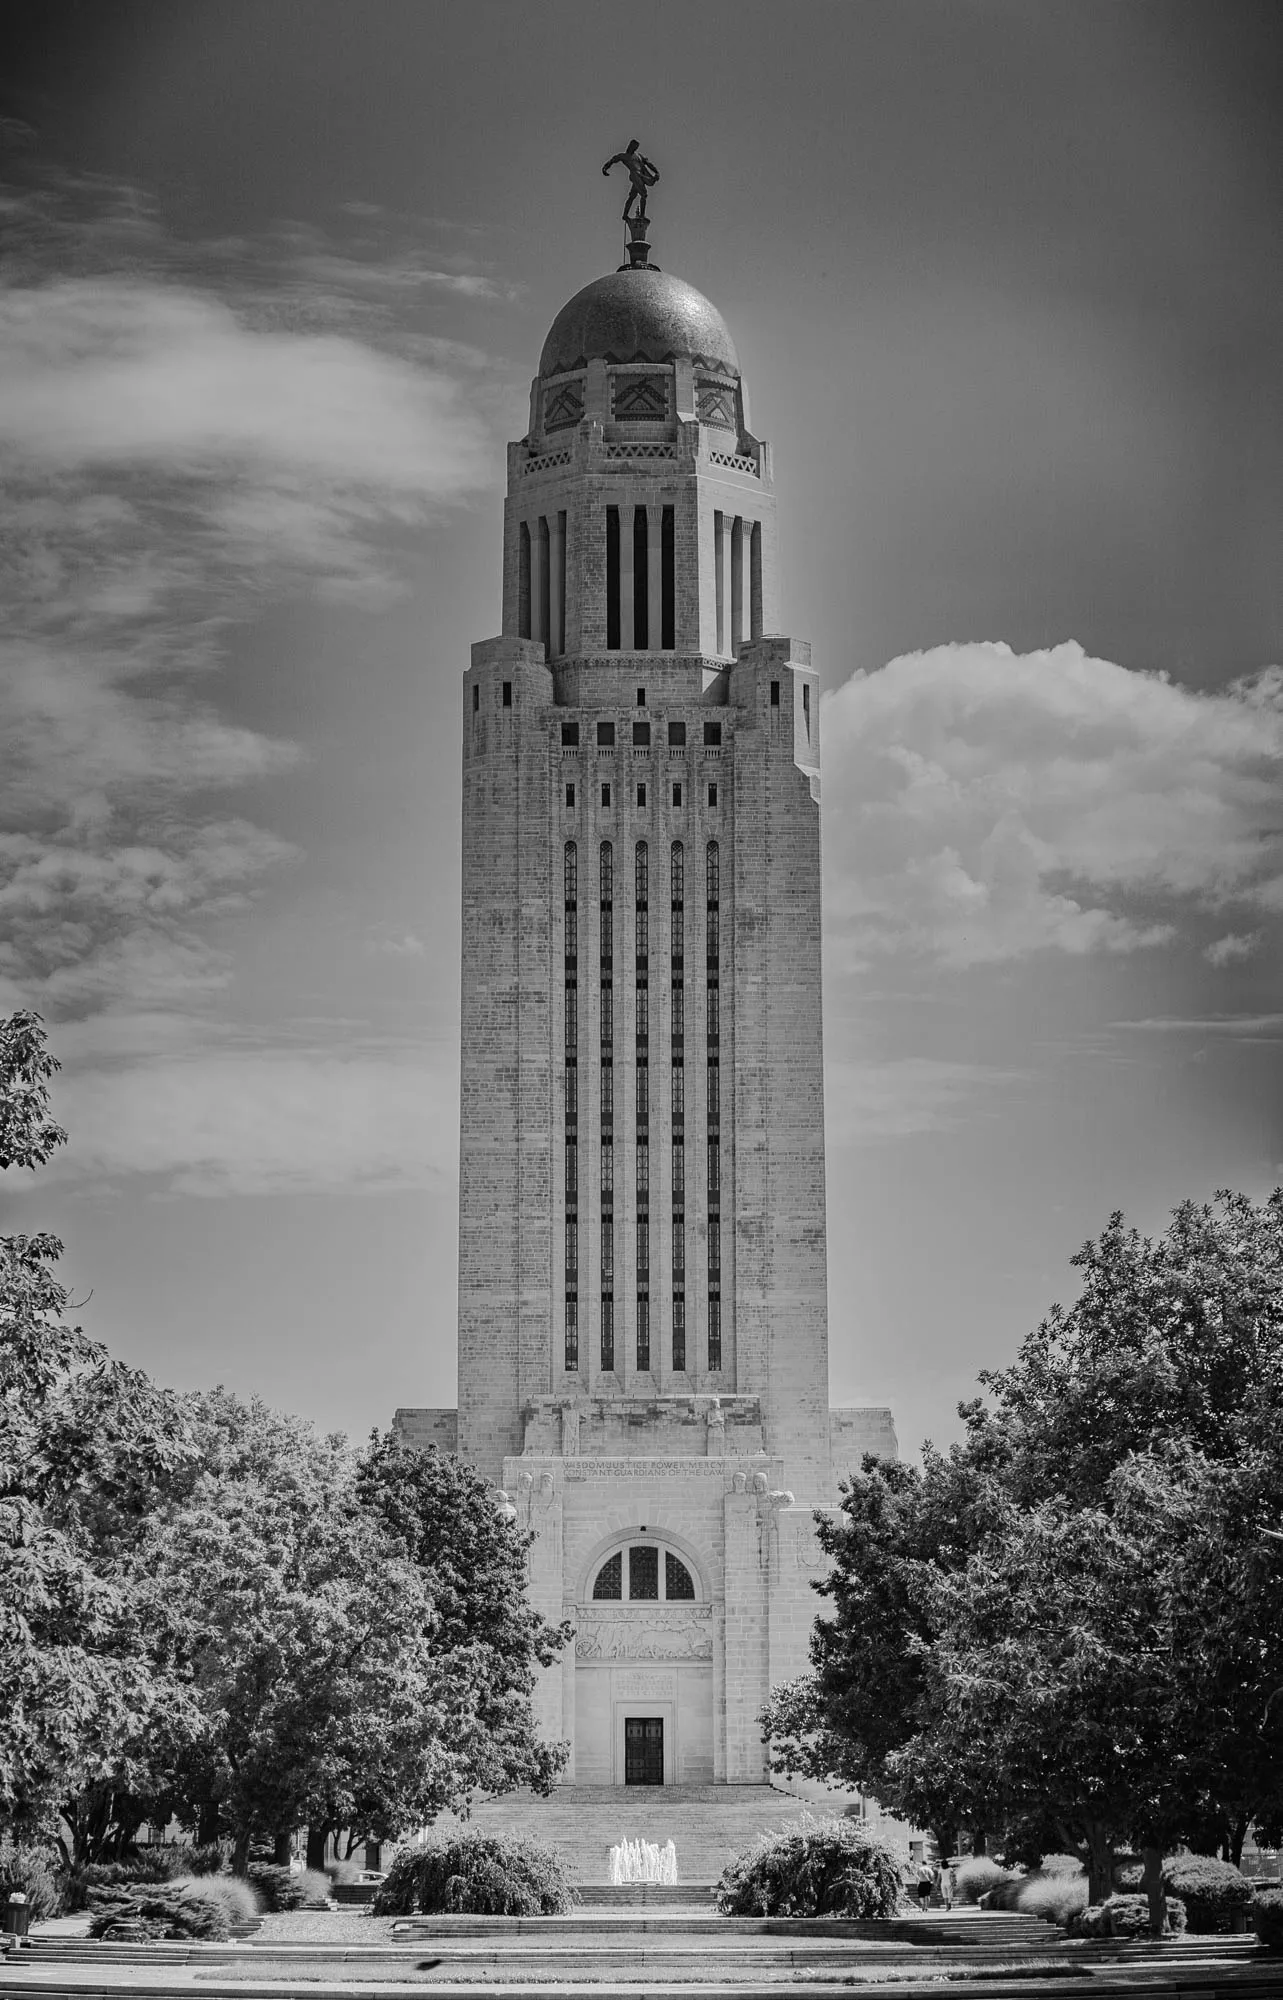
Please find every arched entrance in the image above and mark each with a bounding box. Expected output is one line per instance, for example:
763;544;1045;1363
572;1536;715;1785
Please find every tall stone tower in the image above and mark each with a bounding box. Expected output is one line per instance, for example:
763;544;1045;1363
397;210;895;1787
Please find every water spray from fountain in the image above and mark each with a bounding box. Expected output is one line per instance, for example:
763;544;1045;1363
608;1836;678;1885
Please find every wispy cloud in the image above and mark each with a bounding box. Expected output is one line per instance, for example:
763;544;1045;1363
0;153;501;1192
826;1055;1023;1143
823;642;1283;967
1112;1013;1283;1037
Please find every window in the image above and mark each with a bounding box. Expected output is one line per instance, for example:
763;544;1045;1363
565;1217;578;1280
673;1221;685;1277
605;506;621;651
601;1059;613;1120
636;1060;648;1118
668;720;686;747
770;679;780;707
637;1139;649;1193
708;783;717;807
601;783;611;808
707;907;719;958
565;1141;577;1195
565;1296;578;1372
707;987;719;1039
601;1295;615;1372
633;504;649;649
502;681;512;708
706;842;719;902
591;1544;697;1601
565;842;578;903
636;1215;649;1279
600;841;613;907
666;1551;695;1599
672;1141;685;1198
661;505;675;650
562;720;579;747
636;1295;650;1372
633;720;650;747
564;987;577;1050
566;782;575;807
671;843;684;906
565;1063;578;1117
636;988;648;1038
672;985;684;1039
672;1064;685;1118
803;683;811;738
708;1141;720;1199
673;1295;686;1372
703;720;721;747
707;1060;719;1118
673;782;682;807
600;985;613;1045
593;1550;622;1599
601;1139;613;1195
565;906;577;958
601;1213;613;1281
635;841;648;905
598;720;616;748
629;1542;659;1599
472;684;479;713
637;687;646;707
708;1294;721;1373
637;782;646;807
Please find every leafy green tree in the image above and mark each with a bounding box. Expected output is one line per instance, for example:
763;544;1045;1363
0;1013;194;1859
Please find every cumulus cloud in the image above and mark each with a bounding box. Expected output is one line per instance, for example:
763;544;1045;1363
1204;931;1262;967
822;642;1283;966
50;1048;456;1196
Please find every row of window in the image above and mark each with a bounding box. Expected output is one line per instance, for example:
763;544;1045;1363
564;837;721;1378
592;1544;696;1601
566;779;718;810
562;718;724;748
471;680;784;715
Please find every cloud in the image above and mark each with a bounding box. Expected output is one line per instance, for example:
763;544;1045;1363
367;931;428;959
1204;931;1262;967
50;1048;456;1196
826;1056;1022;1142
0;159;497;1056
1112;1013;1283;1036
822;642;1283;966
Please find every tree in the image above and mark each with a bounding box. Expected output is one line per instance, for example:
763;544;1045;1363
0;1013;195;1859
764;1192;1283;1932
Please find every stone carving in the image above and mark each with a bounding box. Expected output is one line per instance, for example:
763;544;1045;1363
748;1471;769;1495
557;1401;581;1456
574;1602;713;1662
769;1489;796;1510
697;379;736;428
705;1397;726;1456
730;1470;747;1493
613;374;667;421
563;1459;730;1479
544;381;584;431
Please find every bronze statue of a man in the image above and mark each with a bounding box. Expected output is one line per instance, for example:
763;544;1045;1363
602;139;660;223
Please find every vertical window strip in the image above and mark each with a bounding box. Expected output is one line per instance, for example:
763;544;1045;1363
565;1295;579;1372
518;521;531;640
633;504;649;649
601;1294;615;1372
636;1292;650;1373
673;1294;686;1373
564;838;578;1372
661;505;675;650
708;1294;721;1372
606;506;621;650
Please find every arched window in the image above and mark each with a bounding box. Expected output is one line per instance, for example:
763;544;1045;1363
589;1542;698;1601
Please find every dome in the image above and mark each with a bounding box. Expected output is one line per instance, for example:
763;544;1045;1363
539;268;739;380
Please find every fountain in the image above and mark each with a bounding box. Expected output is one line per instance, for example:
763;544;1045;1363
608;1836;678;1886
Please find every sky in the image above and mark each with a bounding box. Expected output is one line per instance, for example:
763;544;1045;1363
2;0;1280;1461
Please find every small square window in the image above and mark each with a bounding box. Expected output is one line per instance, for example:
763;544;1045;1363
602;783;611;807
708;783;718;807
597;720;616;748
566;783;576;807
472;684;479;713
673;782;682;807
703;721;721;747
770;680;780;707
637;688;646;707
502;681;512;708
561;721;579;747
633;720;651;747
637;783;647;807
668;720;686;747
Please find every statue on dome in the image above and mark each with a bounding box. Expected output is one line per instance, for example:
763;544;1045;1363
602;139;660;224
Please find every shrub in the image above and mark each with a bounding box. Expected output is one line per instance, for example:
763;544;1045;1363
716;1813;902;1920
0;1838;64;1923
1015;1872;1089;1925
180;1846;229;1878
1253;1886;1283;1951
246;1864;331;1912
955;1857;1018;1904
1037;1853;1085;1878
170;1875;261;1924
88;1885;233;1941
373;1831;574;1918
1161;1854;1252;1933
1079;1892;1186;1938
324;1858;364;1886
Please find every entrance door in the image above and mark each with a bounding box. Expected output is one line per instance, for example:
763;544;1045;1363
624;1717;664;1786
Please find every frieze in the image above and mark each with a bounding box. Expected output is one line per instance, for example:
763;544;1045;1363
575;1604;714;1663
562;1458;733;1479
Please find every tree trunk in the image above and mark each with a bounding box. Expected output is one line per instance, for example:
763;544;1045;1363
1084;1822;1115;1906
1230;1816;1248;1870
1141;1845;1167;1937
306;1826;330;1872
232;1830;252;1878
197;1803;221;1846
273;1830;292;1866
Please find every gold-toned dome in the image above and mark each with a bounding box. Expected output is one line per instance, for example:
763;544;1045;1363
539;268;740;379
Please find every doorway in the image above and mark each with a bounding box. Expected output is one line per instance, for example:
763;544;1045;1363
624;1716;664;1786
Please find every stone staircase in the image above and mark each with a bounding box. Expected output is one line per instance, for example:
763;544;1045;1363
451;1783;824;1885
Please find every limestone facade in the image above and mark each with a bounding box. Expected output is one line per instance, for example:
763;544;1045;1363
395;251;896;1786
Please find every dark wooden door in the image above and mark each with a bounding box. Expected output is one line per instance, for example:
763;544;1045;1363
624;1716;664;1785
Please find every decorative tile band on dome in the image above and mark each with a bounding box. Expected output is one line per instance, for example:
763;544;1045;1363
549;349;738;375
